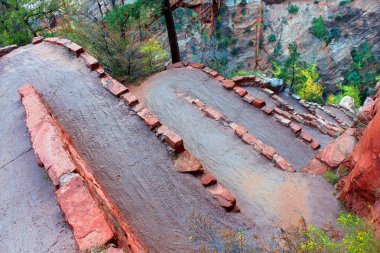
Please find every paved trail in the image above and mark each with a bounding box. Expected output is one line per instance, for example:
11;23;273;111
0;44;248;252
134;67;340;238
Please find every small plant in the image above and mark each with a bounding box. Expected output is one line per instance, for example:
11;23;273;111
323;170;339;185
239;0;247;6
340;0;350;6
231;47;239;56
268;33;276;43
248;40;254;47
330;27;341;40
288;4;299;14
310;16;331;44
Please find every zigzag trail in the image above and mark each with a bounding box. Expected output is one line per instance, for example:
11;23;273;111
0;41;346;252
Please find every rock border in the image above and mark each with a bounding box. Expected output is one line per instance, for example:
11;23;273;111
0;44;18;57
36;37;238;212
19;84;142;252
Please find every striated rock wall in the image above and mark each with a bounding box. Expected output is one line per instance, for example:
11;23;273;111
338;87;380;219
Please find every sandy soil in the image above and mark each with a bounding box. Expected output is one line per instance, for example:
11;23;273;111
135;67;340;238
0;43;253;252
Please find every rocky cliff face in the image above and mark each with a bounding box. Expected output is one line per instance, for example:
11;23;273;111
338;86;380;223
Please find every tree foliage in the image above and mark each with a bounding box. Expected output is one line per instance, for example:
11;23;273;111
0;0;66;46
310;16;330;44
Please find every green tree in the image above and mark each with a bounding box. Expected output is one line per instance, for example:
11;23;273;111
310;16;330;44
0;0;67;46
140;38;168;73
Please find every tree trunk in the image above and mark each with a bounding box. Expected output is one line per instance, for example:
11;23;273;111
162;0;180;63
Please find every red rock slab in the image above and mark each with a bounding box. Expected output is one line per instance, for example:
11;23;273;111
243;93;255;104
66;42;84;57
56;174;113;251
207;184;236;211
261;106;274;115
273;154;296;172
164;130;185;152
252;98;266;108
317;128;357;168
107;247;124;253
202;106;224;121
190;62;205;69
215;75;225;82
137;108;161;130
261;145;276;160
304;158;330;175
44;37;60;45
310;140;321;150
198;173;217;186
202;67;213;74
242;133;257;145
156;124;169;136
80;53;99;70
174;151;203;173
274;114;291;127
234;87;247;97
96;67;106;77
192;99;205;108
274;107;292;119
289;122;301;134
32;36;44;44
182;61;189;66
132;103;144;113
300;132;313;143
167;62;183;69
291;114;304;124
121;92;139;107
261;88;274;95
234;125;248;137
272;94;285;104
100;75;128;97
222;80;236;90
210;70;219;78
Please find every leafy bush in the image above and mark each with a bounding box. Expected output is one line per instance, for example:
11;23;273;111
310;16;330;44
293;65;325;103
248;40;254;47
330;27;341;40
323;170;339;185
340;0;351;6
268;34;276;43
288;4;299;14
231;47;239;56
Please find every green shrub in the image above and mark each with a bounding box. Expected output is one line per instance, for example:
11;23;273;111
330;27;341;40
288;4;299;14
340;0;350;6
335;15;343;21
231;47;239;56
323;170;339;185
239;0;247;6
310;16;330;43
248;40;254;47
268;34;276;43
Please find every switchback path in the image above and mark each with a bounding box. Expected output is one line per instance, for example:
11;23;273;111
0;43;247;252
132;67;340;238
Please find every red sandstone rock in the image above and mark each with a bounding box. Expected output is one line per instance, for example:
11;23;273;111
199;173;217;186
222;80;236;90
208;184;236;211
156;124;169;136
190;62;205;69
44;37;60;45
261;145;276;160
66;42;84;57
358;97;375;124
137;108;161;130
242;133;257;145
243;93;255;104
234;87;247;97
215;75;225;82
107;247;124;253
80;53;99;70
95;67;106;77
310;140;321;150
317;128;357;168
132;103;144;113
201;106;224;121
289;122;302;134
300;133;313;143
174;151;203;173
305;158;330;175
338;109;380;218
261;106;274;115
273;154;295;172
32;36;44;44
274;107;292;119
210;71;219;78
202;67;212;74
56;174;113;251
167;62;183;69
252;98;266;108
291;114;304;124
121;92;139;107
234;125;248;137
165;130;185;152
56;38;71;46
274;114;291;126
262;88;274;95
100;75;128;97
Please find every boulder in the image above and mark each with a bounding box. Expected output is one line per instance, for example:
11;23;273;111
317;128;357;168
304;158;330;175
358;97;375;124
208;184;236;211
174;151;203;173
263;78;284;92
339;96;355;112
198;173;217;186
